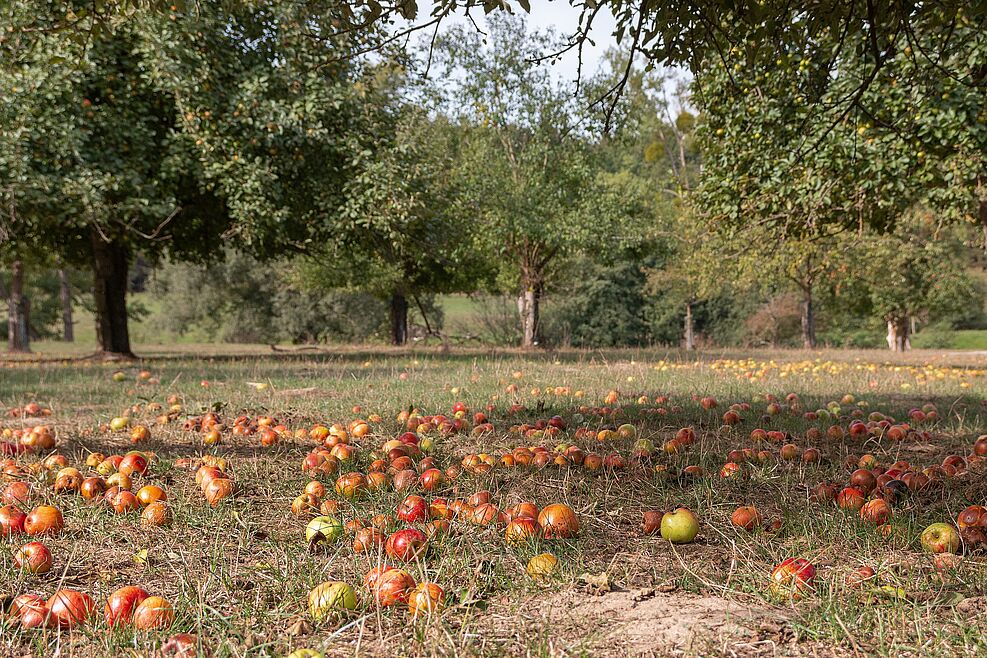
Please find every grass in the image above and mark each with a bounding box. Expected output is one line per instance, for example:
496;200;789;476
0;345;985;656
912;329;987;351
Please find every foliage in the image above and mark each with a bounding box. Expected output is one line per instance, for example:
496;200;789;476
148;254;392;344
298;102;485;306
7;2;980;141
693;7;986;237
836;217;982;329
546;257;652;348
430;17;656;346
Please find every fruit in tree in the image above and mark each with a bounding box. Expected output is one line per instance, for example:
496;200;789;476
660;507;700;543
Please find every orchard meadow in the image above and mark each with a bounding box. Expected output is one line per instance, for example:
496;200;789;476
0;346;985;656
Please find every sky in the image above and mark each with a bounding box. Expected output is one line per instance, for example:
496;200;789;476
403;2;619;82
409;3;690;109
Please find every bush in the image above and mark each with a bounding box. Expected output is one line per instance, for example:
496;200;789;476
147;255;390;344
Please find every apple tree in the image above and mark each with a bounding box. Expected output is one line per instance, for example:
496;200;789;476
837;216;981;351
296;104;486;345
10;0;980;146
0;2;386;357
433;15;644;347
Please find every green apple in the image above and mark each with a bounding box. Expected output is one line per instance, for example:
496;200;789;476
308;581;357;619
660;508;700;544
920;523;960;554
632;439;655;454
111;371;127;382
109;416;129;431
305;516;343;545
419;437;434;453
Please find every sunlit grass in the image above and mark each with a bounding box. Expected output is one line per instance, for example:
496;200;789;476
0;347;984;656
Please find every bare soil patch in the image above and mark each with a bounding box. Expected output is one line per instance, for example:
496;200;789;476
529;587;772;656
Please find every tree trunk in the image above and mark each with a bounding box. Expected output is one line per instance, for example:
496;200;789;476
91;232;134;358
58;268;74;342
886;316;910;352
800;289;816;349
7;260;30;352
683;302;695;351
980;192;987;253
390;291;408;346
517;285;540;348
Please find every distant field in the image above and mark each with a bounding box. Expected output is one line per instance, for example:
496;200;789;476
912;329;987;350
31;292;987;354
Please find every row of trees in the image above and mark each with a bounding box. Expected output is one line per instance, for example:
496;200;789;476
2;6;984;354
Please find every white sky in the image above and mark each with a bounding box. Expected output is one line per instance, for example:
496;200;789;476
413;3;690;110
420;2;618;81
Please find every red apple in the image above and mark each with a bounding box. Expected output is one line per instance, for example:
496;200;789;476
105;585;151;627
14;541;52;574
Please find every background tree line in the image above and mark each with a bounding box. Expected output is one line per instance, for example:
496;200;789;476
2;6;985;354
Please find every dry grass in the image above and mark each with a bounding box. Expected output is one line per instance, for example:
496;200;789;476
0;346;985;657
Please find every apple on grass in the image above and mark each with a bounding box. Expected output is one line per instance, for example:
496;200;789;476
306;516;343;546
660;508;700;544
920;523;960;554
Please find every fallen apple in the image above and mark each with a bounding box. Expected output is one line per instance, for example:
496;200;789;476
660;507;700;543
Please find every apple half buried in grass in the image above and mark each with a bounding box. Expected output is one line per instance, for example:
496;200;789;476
769;558;816;600
526;553;558;580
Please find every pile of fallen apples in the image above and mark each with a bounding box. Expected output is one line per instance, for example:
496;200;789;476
7;585;175;631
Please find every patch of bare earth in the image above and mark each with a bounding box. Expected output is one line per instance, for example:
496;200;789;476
526;587;772;656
